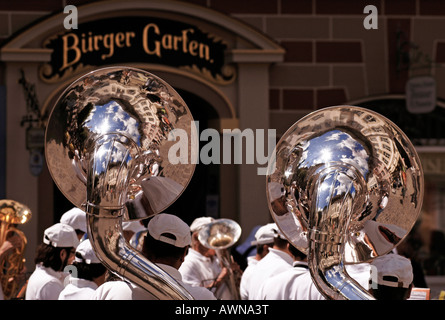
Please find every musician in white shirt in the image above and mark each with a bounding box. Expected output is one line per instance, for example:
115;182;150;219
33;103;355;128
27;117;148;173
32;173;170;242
92;213;216;300
26;223;79;300
243;225;294;300
179;217;240;300
262;244;325;300
59;239;106;300
240;223;275;300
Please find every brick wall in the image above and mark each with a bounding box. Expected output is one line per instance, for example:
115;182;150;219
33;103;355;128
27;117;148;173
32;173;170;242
1;0;445;134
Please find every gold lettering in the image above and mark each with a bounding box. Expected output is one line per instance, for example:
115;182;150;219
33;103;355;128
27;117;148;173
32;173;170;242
125;32;135;47
80;32;93;53
162;34;173;50
101;33;115;59
189;41;198;56
61;33;81;71
143;23;161;57
182;28;193;54
199;43;210;61
173;35;181;51
94;35;102;51
115;32;125;48
140;23;214;63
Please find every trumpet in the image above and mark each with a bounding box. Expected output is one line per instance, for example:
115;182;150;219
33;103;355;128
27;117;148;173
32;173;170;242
198;218;242;300
0;199;31;300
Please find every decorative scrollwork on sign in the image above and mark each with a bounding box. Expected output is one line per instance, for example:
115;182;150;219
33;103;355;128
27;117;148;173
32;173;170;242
18;69;45;175
396;30;436;74
19;69;41;128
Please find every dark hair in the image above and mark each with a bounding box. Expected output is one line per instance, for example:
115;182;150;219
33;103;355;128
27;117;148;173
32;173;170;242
142;232;187;262
71;256;107;281
256;243;272;256
74;229;85;237
288;243;306;260
371;285;412;300
273;236;289;250
34;243;71;271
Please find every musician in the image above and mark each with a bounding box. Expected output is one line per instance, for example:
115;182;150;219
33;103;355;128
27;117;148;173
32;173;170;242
91;213;216;300
369;253;414;300
242;225;294;300
179;217;241;300
58;239;107;300
240;223;275;300
262;241;325;300
26;223;79;300
60;207;87;241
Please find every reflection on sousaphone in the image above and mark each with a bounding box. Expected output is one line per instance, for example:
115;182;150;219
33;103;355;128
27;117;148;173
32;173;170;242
346;220;406;262
266;106;424;300
45;67;196;299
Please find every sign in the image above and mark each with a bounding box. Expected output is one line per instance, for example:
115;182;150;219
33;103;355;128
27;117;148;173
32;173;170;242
405;76;436;113
40;16;235;84
26;126;45;150
29;149;43;176
419;153;445;175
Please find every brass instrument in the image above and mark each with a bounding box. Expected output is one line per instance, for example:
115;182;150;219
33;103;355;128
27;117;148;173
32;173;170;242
266;106;424;300
198;218;242;300
0;199;31;300
45;67;196;299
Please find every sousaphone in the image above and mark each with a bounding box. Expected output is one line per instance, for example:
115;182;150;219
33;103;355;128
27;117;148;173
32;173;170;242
45;66;196;299
266;106;424;300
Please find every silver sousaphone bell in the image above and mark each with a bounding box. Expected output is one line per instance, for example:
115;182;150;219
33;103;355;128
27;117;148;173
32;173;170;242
45;66;196;299
266;105;424;300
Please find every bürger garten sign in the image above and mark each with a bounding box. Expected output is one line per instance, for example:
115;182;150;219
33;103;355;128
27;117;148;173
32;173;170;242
40;16;234;84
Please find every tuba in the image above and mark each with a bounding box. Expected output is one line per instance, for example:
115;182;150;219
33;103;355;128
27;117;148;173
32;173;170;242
45;66;196;299
266;106;424;300
198;218;242;300
0;199;31;299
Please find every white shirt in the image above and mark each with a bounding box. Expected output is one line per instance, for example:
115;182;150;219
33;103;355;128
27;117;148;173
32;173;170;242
240;256;259;300
92;264;216;300
58;277;98;300
345;263;372;290
263;261;325;300
244;248;293;300
179;248;232;300
25;264;67;300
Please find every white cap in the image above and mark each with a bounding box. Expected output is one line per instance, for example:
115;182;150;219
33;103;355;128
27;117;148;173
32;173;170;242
251;223;276;245
190;217;214;233
122;220;146;233
371;254;413;288
43;223;79;248
148;213;191;248
60;207;87;233
268;182;284;201
74;239;101;264
363;220;407;255
270;223;287;240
